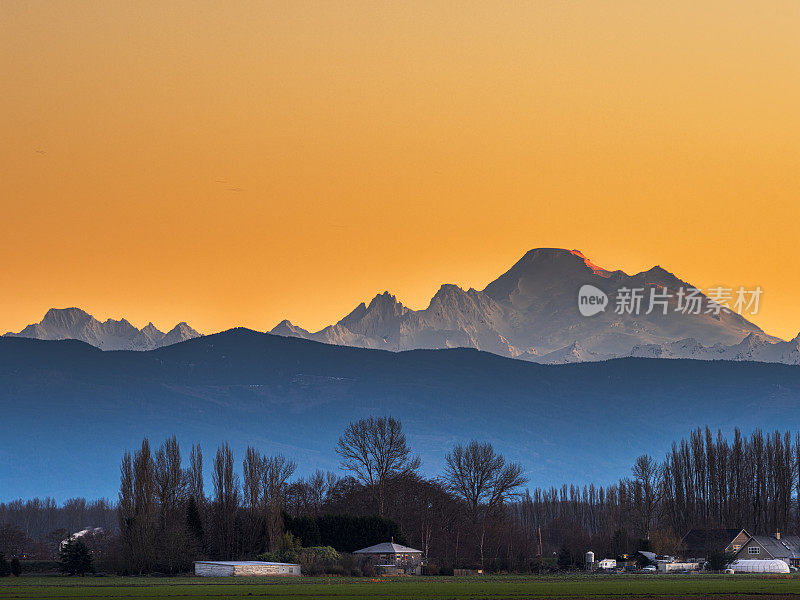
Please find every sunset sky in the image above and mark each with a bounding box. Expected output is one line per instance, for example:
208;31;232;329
2;1;799;340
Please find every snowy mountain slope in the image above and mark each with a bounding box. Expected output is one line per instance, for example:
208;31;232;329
481;248;773;354
624;332;800;365
159;322;202;348
275;287;526;355
527;341;606;365
4;308;201;350
272;247;783;361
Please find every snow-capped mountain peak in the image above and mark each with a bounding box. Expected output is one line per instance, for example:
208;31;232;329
269;247;791;365
160;322;201;347
5;309;200;351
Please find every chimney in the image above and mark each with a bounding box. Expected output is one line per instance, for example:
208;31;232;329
391;536;394;544
776;531;781;540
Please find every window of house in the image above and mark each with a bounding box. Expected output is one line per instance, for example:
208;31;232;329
748;547;760;555
733;545;741;551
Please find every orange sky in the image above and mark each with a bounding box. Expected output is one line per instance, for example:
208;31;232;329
2;1;799;340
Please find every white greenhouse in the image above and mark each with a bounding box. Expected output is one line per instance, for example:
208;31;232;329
729;559;790;574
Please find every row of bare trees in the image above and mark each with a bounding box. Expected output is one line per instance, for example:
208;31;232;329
0;498;115;544
115;436;301;573
8;424;800;573
662;427;798;535
107;416;529;572
509;427;800;567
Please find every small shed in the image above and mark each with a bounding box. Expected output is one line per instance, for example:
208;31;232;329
194;561;301;577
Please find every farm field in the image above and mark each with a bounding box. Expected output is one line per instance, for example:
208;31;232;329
3;574;800;600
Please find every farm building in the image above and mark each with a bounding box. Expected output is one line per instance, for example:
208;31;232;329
732;532;800;568
596;558;616;570
353;540;423;575
194;561;301;577
680;529;750;562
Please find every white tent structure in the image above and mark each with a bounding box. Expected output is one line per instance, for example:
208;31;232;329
729;559;790;574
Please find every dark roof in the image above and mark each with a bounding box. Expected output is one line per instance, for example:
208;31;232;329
681;529;744;555
747;535;800;560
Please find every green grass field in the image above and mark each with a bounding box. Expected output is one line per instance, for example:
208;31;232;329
3;574;800;600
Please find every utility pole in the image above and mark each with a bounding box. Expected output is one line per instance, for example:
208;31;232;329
538;526;543;568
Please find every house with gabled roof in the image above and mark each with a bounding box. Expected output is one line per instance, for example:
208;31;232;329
680;528;751;561
733;532;800;568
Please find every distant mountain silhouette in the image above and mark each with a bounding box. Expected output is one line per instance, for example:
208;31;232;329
7;249;792;364
271;248;779;359
2;329;799;501
4;307;200;350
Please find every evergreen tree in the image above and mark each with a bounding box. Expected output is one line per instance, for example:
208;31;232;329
283;514;321;547
0;553;10;577
59;538;93;576
10;558;21;577
557;546;573;570
706;551;735;572
186;495;204;542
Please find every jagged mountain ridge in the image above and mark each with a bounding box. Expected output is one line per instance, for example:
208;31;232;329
4;307;201;350
623;332;800;365
272;247;779;359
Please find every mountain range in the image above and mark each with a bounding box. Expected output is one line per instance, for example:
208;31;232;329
271;248;797;364
6;248;797;365
3;329;800;501
3;307;201;351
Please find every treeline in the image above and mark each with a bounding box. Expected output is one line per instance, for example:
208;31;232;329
109;417;525;573
0;498;115;541
5;424;800;574
513;427;800;566
0;499;115;560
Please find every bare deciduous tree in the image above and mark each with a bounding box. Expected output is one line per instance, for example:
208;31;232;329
631;454;661;540
262;454;296;551
287;469;336;517
241;446;266;554
442;440;527;567
336;416;420;516
153;437;187;573
212;443;239;559
123;438;157;574
187;444;204;506
154;436;185;530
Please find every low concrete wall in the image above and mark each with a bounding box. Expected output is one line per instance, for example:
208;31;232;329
194;562;301;577
233;564;300;576
195;563;235;576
